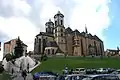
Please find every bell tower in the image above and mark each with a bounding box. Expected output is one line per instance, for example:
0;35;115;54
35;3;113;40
54;11;67;53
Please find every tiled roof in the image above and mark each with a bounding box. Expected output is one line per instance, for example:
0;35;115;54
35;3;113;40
56;47;64;53
4;41;10;44
22;43;27;47
74;29;80;35
107;49;120;52
80;32;86;37
65;27;73;34
88;33;93;39
93;35;102;42
36;32;54;37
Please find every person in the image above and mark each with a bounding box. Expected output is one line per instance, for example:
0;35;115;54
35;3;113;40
64;66;68;75
22;70;27;80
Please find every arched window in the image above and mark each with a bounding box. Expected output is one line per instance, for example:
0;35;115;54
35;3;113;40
48;49;50;55
61;20;63;25
55;34;57;37
61;33;63;36
61;28;63;32
46;28;48;32
94;41;97;55
35;38;36;44
55;21;57;26
81;39;84;55
55;29;57;33
52;49;54;55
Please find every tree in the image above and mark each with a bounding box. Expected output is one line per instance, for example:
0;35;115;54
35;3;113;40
5;54;13;62
0;62;4;73
41;54;48;61
14;37;24;58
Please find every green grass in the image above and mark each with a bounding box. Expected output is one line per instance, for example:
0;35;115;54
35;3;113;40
0;71;12;80
32;56;120;74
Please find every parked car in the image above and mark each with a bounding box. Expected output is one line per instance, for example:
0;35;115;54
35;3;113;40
65;74;88;80
33;71;58;80
82;74;120;80
111;69;120;79
86;68;97;74
107;68;116;73
73;68;86;74
96;68;108;74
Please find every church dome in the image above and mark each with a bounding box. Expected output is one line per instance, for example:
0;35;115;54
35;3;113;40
45;19;54;27
46;41;58;47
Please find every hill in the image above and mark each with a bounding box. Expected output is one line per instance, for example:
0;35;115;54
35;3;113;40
32;56;120;74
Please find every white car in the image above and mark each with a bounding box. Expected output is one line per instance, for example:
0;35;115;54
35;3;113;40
65;74;88;80
96;68;108;73
111;69;120;79
73;68;86;74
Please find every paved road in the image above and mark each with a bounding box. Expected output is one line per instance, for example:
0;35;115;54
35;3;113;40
11;72;33;80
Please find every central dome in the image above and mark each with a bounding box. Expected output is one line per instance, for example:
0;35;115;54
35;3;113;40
46;41;58;47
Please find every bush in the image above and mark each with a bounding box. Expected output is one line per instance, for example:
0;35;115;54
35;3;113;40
0;64;4;73
5;54;13;62
41;54;48;61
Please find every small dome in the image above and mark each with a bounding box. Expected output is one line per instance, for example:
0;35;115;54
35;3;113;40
54;11;64;18
45;19;54;26
46;41;58;47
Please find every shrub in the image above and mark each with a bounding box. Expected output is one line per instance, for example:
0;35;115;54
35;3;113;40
5;54;13;62
0;64;4;73
41;54;48;61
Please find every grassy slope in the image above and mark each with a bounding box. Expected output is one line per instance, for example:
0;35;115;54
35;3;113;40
0;71;12;80
32;57;120;74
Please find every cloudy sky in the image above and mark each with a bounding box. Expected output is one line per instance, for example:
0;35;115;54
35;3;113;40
0;0;118;60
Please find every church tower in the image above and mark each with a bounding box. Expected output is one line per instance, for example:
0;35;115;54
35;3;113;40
54;11;67;53
45;19;54;34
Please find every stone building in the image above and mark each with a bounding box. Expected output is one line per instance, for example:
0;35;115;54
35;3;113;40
3;37;27;57
105;48;120;56
34;11;104;56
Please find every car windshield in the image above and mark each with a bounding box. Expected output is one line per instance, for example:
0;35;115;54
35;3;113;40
80;69;85;71
75;69;79;71
103;68;106;70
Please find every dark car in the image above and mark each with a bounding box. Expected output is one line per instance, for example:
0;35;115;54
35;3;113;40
33;71;58;80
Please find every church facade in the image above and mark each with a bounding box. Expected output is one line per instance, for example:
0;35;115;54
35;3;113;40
34;11;104;56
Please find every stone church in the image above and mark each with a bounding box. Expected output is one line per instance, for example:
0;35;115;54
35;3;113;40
34;11;104;56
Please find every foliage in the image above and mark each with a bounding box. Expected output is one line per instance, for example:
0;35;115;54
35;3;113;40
32;57;120;74
41;54;48;61
5;54;13;62
0;72;12;80
14;37;24;58
0;64;4;73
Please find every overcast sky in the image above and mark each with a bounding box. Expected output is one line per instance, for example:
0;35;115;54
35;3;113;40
0;0;111;60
